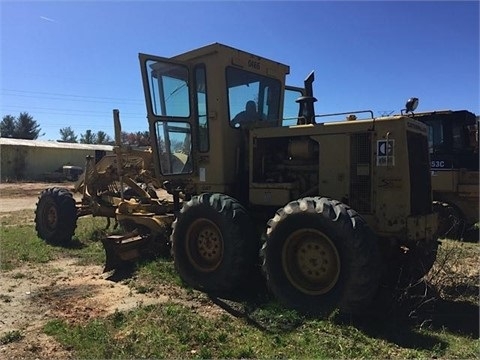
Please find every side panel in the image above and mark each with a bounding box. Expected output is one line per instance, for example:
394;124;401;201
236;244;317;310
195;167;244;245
431;169;457;192
315;134;350;202
349;133;372;213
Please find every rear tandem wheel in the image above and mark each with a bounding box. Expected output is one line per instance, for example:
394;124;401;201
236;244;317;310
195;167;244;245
261;197;381;317
432;201;464;240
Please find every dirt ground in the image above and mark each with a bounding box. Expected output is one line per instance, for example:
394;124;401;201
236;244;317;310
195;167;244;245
0;182;217;359
0;182;78;212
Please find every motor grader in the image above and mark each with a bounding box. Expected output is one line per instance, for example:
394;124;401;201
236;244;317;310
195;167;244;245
411;109;478;240
35;43;439;317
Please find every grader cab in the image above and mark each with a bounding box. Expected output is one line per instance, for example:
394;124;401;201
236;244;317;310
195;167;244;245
35;43;439;317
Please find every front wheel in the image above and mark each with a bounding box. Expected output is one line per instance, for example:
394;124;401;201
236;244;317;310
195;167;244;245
261;197;381;317
171;193;258;294
35;187;77;245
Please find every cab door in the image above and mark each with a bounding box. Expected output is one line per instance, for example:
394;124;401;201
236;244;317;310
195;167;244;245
139;53;197;180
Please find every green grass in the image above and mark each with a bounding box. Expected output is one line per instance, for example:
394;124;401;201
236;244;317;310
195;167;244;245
0;209;35;228
40;236;480;359
0;225;56;270
42;300;479;359
0;330;23;345
1;209;479;359
0;211;108;271
132;257;184;291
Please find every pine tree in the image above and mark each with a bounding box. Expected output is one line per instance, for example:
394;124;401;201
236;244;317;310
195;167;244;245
0;113;42;139
59;126;78;143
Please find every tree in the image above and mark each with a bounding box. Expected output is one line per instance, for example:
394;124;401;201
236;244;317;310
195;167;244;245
80;129;113;144
121;131;150;146
0;115;16;137
96;130;112;144
0;112;42;139
16;113;42;139
59;126;78;143
80;129;97;144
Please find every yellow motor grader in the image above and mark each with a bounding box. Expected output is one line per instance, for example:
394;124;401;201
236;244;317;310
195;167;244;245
35;43;439;317
410;109;478;240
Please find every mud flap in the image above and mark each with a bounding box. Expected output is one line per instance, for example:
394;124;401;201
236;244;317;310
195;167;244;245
101;234;150;272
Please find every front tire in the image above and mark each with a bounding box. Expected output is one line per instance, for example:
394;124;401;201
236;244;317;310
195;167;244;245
171;193;257;294
261;197;381;317
35;187;77;245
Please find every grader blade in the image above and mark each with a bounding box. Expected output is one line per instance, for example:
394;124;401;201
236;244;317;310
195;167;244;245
101;233;150;272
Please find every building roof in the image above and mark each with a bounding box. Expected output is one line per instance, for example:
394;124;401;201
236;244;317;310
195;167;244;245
0;138;114;151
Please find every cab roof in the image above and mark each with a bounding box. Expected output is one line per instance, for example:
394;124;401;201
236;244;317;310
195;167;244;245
171;42;290;75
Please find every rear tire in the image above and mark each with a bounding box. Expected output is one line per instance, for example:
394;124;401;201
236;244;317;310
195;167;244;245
395;239;439;286
261;197;381;317
432;201;464;240
35;187;77;245
171;193;258;294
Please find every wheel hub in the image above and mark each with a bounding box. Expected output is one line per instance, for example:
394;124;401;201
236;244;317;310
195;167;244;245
46;205;58;230
197;227;222;261
283;229;340;295
186;218;223;272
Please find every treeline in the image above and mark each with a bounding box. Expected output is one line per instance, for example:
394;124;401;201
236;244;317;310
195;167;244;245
1;113;150;146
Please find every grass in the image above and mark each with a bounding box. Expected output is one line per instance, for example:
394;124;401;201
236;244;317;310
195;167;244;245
0;225;56;270
1;209;479;359
0;330;23;345
0;211;108;271
42;300;479;359
427;240;479;303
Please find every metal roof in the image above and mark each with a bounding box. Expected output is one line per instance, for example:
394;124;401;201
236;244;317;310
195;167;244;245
0;138;114;151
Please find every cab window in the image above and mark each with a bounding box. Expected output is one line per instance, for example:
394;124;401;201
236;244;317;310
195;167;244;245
226;67;281;128
427;121;444;154
155;121;192;175
147;60;190;118
195;65;209;152
283;87;303;126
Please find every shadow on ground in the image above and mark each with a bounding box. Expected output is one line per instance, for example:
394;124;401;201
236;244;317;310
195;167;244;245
208;276;478;352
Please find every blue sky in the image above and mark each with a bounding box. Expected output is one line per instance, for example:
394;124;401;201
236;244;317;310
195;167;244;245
1;0;479;141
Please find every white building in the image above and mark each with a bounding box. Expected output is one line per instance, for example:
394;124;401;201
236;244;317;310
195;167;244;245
0;138;113;181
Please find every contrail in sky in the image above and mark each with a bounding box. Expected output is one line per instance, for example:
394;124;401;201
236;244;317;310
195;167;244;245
40;16;56;22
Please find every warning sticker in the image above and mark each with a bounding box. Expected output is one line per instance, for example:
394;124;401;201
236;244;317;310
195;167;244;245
377;139;395;166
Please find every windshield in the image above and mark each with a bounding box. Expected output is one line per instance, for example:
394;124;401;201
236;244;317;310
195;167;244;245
423;111;478;154
147;60;190;117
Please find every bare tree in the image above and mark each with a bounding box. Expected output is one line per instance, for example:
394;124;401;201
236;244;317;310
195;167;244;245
121;131;150;146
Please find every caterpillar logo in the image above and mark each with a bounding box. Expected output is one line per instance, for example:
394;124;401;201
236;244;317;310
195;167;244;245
377;140;395;166
377;140;394;156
